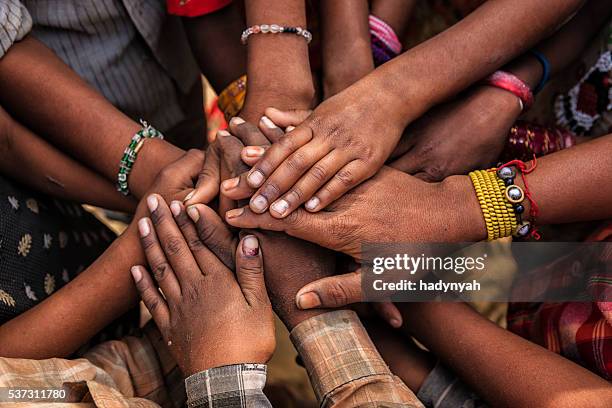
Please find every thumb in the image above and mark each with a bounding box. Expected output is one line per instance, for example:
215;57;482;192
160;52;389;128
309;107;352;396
235;235;270;306
264;107;312;128
184;145;220;206
295;271;362;309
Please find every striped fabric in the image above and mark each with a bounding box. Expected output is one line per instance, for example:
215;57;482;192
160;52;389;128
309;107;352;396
2;0;201;133
0;0;32;59
290;310;424;408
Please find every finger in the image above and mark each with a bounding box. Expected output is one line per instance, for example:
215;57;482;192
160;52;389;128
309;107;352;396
372;302;403;328
295;271;362;309
217;132;250;176
264;107;312;128
130;265;170;330
241;145;268;167
258;115;285;143
184;144;220;206
269;151;346;218
305;159;370;212
228;117;270;146
249;142;329;214
388;150;424;175
221;172;256;201
186;203;237;270
171;200;232;274
137;216;182;302
246;127;313;189
235;235;270;306
147;194;201;284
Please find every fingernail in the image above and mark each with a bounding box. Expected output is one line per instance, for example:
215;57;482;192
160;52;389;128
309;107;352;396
271;199;289;216
183;190;195;202
226;207;245;219
170;201;181;217
221;177;240;190
389;318;402;328
230;117;245;126
297;292;321;309
245;146;265;158
260;115;277;129
130;266;142;283
187;205;200;222
247;170;265;187
242;235;259;256
250;195;268;212
305;197;320;211
286;125;295;132
138;218;150;237
147;195;158;212
217;129;230;138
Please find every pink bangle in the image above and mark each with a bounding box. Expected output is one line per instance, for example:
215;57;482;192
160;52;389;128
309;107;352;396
483;71;534;111
369;15;402;55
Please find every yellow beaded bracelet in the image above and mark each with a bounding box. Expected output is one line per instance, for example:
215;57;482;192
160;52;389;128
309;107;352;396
469;169;518;241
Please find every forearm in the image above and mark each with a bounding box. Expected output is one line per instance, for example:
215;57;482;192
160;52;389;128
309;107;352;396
505;0;612;89
320;0;373;98
398;302;612;407
365;0;585;127
0;36;182;198
0;113;135;212
0;224;142;358
242;0;314;121
183;2;247;93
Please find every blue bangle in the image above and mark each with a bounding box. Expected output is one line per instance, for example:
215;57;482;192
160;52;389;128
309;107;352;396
529;50;550;94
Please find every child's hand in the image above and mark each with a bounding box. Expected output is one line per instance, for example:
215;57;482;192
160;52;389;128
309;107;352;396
132;197;275;375
243;93;405;218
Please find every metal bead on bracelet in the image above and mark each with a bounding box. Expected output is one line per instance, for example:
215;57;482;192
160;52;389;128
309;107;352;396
241;24;313;45
116;120;164;196
496;166;531;238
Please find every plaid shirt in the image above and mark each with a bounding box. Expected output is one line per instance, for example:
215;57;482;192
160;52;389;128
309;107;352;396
185;364;271;408
290;310;423;407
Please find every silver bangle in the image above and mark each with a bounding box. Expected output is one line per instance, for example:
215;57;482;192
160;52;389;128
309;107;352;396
241;24;312;45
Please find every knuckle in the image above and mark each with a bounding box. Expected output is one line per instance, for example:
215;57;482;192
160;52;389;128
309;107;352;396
286;187;304;202
144;294;162;313
164;236;184;257
140;235;157;251
309;164;328;183
285;151;308;173
196;221;216;244
325;281;351;306
260;182;281;199
278;134;295;150
284;210;304;228
153;262;171;281
157;167;175;182
334;169;355;188
184;285;200;303
187;237;205;252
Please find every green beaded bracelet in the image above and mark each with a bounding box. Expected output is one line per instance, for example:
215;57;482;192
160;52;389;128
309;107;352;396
116;120;164;196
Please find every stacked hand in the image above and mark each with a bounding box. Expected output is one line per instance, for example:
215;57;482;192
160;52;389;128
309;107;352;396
131;193;275;376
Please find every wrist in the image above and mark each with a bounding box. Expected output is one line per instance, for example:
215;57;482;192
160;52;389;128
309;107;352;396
128;139;183;198
436;175;487;242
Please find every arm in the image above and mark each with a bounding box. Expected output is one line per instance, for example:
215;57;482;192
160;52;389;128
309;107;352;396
397;302;612;407
389;0;612;179
370;0;415;40
224;134;612;302
180;1;247;93
0;36;183;199
0;150;207;358
240;0;314;122
239;0;586;219
0;107;135;212
319;0;373;98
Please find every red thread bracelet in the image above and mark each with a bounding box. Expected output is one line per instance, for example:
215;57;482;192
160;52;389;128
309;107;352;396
483;71;534;111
